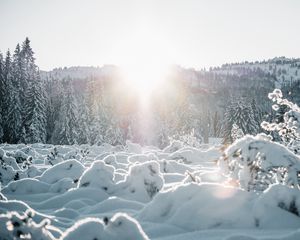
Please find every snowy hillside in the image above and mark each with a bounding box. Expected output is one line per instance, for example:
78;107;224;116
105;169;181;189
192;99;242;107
40;65;119;80
1;137;300;239
211;57;300;87
40;57;300;87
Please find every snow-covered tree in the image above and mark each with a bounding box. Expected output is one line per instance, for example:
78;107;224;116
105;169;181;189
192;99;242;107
0;53;5;142
2;50;13;143
52;80;79;145
20;37;35;98
261;89;300;154
222;98;259;143
231;123;244;142
23;72;47;143
6;45;23;143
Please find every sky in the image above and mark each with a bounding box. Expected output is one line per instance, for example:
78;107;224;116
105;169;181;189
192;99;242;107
0;0;300;71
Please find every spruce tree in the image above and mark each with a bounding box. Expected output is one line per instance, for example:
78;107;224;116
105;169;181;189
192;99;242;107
21;37;35;95
0;53;4;142
20;38;47;143
23;72;47;143
52;80;79;145
6;45;23;143
2;50;13;142
222;98;259;143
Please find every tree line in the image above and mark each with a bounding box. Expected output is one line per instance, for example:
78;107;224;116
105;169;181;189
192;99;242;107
0;38;291;147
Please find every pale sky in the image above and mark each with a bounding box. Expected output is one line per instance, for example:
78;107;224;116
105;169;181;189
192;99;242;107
1;0;300;71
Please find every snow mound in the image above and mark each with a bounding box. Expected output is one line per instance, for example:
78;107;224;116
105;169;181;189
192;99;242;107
168;146;220;164
139;183;254;230
78;160;115;193
219;134;300;191
38;159;85;184
117;161;164;202
253;184;300;228
223;134;300;170
49;178;76;193
139;182;300;230
61;213;149;240
125;140;143;154
2;178;50;194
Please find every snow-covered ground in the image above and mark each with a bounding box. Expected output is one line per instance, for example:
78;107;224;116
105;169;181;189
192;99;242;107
1;139;300;239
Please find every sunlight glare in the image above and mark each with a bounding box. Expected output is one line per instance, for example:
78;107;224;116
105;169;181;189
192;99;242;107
111;23;173;105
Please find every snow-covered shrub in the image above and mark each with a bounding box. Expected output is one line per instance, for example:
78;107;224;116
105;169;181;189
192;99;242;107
78;160;116;193
0;210;58;240
45;147;62;166
38;159;85;184
61;213;149;240
262;89;300;154
117;161;164;202
231;123;244;142
0;148;20;171
219;134;300;191
0;149;20;185
13;150;30;164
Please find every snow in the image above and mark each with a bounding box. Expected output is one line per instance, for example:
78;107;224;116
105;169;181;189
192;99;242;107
61;213;149;240
1;139;300;239
38;159;85;184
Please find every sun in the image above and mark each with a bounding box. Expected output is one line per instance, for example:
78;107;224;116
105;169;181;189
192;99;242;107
110;23;174;104
120;61;168;103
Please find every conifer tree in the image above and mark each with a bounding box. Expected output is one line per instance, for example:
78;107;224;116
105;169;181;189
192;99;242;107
0;53;4;142
2;50;13;142
23;72;47;143
52;80;79;145
222;98;259;143
6;45;23;143
21;37;35;95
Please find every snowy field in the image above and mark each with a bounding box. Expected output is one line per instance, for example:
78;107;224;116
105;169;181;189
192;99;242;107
1;137;300;240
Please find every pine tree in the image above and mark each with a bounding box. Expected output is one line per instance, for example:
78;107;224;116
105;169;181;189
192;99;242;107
0;53;4;142
19;38;47;143
21;37;35;96
52;80;79;145
222;98;259;143
2;50;13;142
6;45;23;143
23;72;47;143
